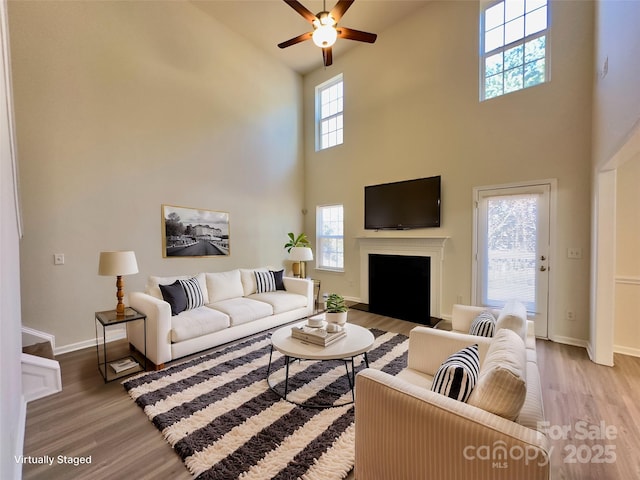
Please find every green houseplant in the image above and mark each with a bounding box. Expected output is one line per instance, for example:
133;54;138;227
283;232;311;253
325;293;348;326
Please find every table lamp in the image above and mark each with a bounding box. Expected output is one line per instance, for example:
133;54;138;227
289;247;313;279
98;251;138;316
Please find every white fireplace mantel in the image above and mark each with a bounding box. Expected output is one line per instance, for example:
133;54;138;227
357;236;449;318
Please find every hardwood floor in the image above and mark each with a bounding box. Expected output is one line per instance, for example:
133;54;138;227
21;310;640;479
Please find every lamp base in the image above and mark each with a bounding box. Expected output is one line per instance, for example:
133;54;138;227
300;261;307;279
116;275;126;317
292;262;301;278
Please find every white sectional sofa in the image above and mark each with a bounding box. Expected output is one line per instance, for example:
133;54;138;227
355;301;549;480
127;268;313;369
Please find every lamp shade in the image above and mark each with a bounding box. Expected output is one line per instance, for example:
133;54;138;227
98;251;139;276
289;246;313;262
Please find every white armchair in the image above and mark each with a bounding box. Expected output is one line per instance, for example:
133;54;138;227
354;304;548;480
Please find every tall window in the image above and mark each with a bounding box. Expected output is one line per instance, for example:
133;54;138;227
316;74;343;151
480;0;549;101
316;204;344;271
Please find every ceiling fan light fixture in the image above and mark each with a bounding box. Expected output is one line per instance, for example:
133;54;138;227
312;24;337;48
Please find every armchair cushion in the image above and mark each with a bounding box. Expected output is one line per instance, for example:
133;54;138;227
468;328;527;421
431;344;479;402
469;310;496;337
495;299;528;341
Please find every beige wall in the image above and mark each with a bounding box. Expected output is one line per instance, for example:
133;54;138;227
9;1;304;349
592;0;640;170
303;0;594;342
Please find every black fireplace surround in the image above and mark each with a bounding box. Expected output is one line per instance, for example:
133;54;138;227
368;254;432;325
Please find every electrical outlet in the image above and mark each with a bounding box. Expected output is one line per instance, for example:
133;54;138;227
54;253;65;265
566;310;575;321
567;248;582;259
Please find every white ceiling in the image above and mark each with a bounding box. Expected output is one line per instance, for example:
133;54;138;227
191;1;430;75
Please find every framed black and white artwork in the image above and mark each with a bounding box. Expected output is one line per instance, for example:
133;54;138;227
162;204;230;257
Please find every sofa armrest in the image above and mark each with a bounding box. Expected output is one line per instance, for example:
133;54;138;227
282;277;313;305
128;292;173;367
407;327;492;376
355;369;549;480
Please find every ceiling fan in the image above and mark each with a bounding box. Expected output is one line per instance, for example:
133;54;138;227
277;0;377;67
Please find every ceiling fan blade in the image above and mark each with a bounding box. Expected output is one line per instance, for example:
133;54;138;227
322;47;333;67
278;32;313;49
337;26;377;43
330;0;354;22
283;0;317;23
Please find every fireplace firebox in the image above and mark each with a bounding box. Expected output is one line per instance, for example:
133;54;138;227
368;254;431;325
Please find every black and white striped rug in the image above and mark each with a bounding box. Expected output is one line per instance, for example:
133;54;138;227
123;328;408;480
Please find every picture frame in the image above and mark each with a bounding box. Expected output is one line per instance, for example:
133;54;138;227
162;204;230;258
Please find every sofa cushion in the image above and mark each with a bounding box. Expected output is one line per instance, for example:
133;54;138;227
240;268;266;296
209;297;273;326
271;269;286;290
431;344;479;402
468;328;527;421
255;270;277;293
147;273;208;304
178;277;205;310
495;300;528;341
206;270;244;303
159;280;188;316
469;311;496;337
248;291;307;315
170;306;230;343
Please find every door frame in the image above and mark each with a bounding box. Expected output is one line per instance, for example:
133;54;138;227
472;178;557;339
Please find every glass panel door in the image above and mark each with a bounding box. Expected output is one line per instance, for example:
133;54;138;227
475;183;550;337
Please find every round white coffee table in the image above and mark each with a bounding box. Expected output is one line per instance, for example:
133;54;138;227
267;320;375;408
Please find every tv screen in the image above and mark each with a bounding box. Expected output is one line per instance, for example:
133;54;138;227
364;176;441;230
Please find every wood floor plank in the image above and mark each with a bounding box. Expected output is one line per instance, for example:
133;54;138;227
22;310;640;479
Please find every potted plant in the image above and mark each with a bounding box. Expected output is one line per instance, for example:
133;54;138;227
284;232;312;277
325;293;348;326
284;232;311;252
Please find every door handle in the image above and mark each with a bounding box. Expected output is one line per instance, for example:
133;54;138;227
540;265;547;272
540;255;546;261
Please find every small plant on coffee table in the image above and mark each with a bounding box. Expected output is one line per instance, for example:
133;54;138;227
326;293;348;313
326;293;348;327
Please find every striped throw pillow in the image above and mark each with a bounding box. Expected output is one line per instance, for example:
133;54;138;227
469;311;496;337
178;277;205;310
431;344;480;402
255;271;276;293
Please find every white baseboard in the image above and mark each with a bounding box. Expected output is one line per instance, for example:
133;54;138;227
22;326;56;350
548;335;589;349
54;327;127;355
614;344;640;358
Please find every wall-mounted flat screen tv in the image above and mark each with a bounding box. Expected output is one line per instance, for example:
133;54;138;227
364;175;441;230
